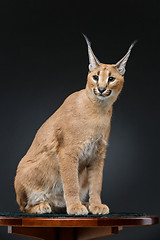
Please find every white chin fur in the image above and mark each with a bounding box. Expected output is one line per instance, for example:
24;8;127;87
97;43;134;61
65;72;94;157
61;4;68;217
96;95;106;100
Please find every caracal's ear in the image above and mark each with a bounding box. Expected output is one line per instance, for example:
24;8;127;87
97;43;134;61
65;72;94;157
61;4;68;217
115;40;137;75
82;34;100;71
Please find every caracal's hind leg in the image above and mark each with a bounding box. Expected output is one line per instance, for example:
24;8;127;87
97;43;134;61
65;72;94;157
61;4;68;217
25;202;52;214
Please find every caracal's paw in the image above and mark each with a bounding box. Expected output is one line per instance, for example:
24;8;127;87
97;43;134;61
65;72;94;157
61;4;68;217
89;203;110;215
67;204;88;215
27;202;52;214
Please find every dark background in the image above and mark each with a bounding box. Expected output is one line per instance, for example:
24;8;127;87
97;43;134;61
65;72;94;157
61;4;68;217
0;0;159;239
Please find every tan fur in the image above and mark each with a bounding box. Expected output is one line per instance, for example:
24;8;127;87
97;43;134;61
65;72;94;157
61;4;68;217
14;62;124;215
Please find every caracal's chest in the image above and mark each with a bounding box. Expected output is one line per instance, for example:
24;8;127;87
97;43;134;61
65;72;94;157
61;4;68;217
78;121;110;166
79;138;99;162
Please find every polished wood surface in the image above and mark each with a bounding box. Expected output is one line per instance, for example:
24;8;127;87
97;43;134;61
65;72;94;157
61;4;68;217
0;215;158;227
0;215;158;240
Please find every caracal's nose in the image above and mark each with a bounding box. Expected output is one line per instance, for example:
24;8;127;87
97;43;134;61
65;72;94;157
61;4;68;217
98;87;106;94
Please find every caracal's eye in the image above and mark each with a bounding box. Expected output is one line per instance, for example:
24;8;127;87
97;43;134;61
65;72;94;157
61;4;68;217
92;75;99;81
108;76;116;82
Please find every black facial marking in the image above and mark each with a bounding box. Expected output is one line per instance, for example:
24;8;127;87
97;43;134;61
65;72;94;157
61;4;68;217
92;75;99;81
97;71;100;75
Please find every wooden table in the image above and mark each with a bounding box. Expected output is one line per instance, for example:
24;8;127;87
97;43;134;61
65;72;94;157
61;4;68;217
0;214;158;240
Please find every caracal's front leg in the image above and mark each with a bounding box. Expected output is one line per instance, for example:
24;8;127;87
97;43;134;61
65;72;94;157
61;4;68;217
87;153;109;215
58;150;88;215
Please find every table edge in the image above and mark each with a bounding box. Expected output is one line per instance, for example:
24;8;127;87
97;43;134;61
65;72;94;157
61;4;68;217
0;215;158;227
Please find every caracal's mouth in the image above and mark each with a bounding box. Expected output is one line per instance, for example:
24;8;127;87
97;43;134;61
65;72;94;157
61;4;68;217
93;88;112;98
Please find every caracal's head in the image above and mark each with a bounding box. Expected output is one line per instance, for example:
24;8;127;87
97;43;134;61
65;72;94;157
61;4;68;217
83;34;136;105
